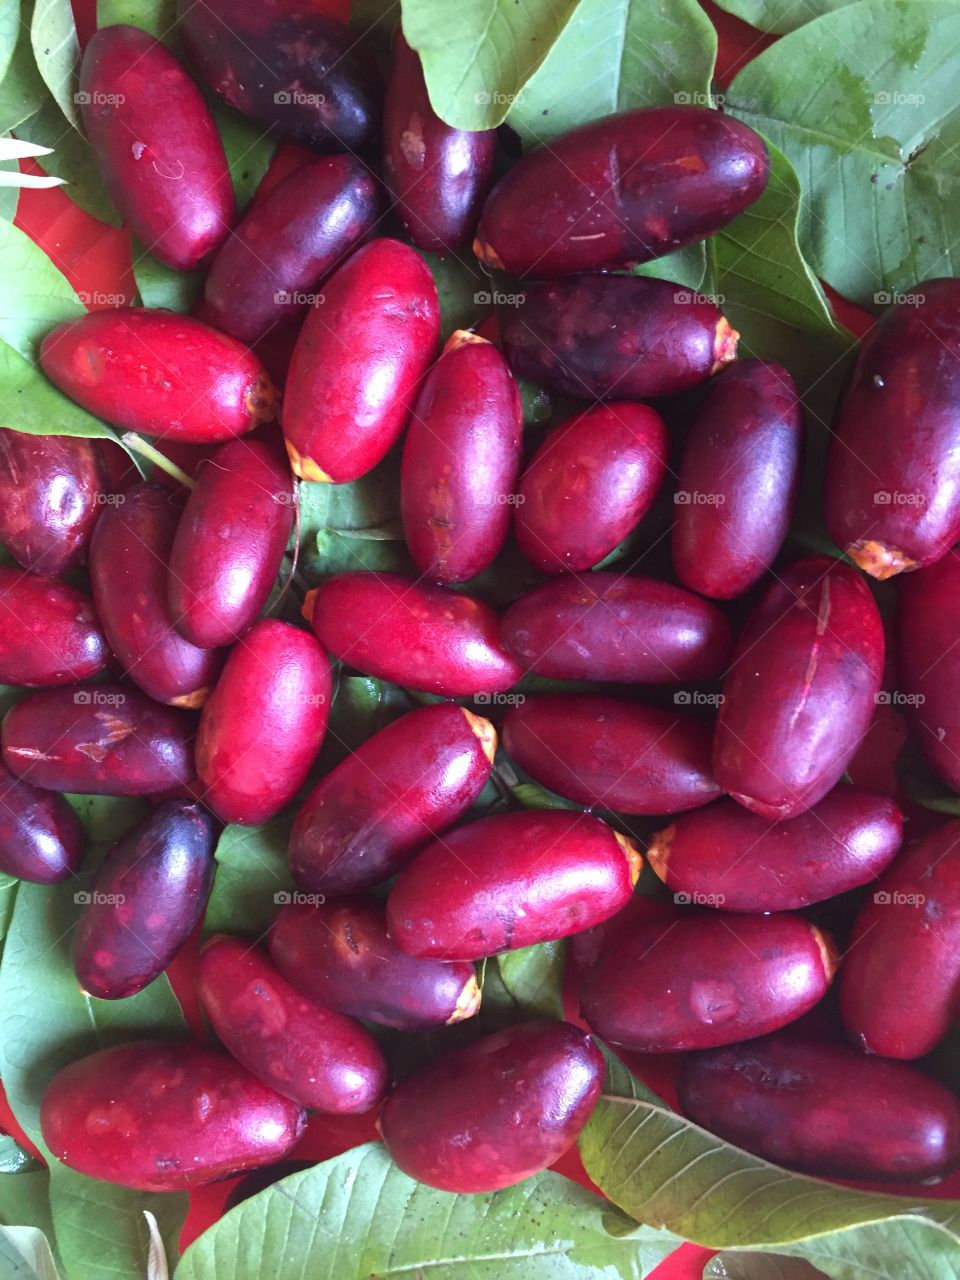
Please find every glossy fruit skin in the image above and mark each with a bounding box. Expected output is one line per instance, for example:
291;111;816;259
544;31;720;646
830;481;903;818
500;276;738;401
713;556;884;819
678;1034;960;1181
387;811;640;960
825;279;960;579
0;569;109;686
203;156;382;345
195;620;331;825
270;898;480;1029
39;309;278;445
898;549;960;790
502;695;720;815
384;34;496;254
401;332;522;583
581;911;837;1052
0;430;107;575
178;0;380;152
2;684;194;795
476;107;768;277
197;936;388;1113
502;573;734;684
40;1040;306;1191
379;1020;603;1192
90;484;223;708
515;402;668;573
80;25;233;270
840;821;960;1059
648;787;903;912
72;800;215;1000
672;360;803;599
307;572;522;696
168;440;295;648
283;239;440;482
0;763;84;883
289;703;496;894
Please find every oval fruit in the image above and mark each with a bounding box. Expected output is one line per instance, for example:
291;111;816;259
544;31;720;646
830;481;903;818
0;762;84;883
0;569;110;686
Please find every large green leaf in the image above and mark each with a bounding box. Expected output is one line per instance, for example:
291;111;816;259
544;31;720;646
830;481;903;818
0;14;47;133
203;819;295;937
713;0;857;34
16;100;122;226
0;1172;54;1239
30;0;81;130
96;0;178;36
0;341;129;446
0;220;84;360
496;941;566;1019
0;0;21;85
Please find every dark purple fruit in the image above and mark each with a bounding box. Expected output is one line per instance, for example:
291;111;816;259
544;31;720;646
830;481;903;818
0;762;84;883
0;569;110;686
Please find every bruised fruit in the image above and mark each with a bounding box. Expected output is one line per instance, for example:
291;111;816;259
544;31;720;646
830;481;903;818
713;556;884;818
40;309;278;444
289;702;495;894
270;897;480;1029
678;1034;960;1181
500;276;738;401
379;1020;603;1192
647;787;903;912
401;331;522;583
0;763;84;883
0;569;109;686
306;572;521;696
195;620;331;825
475;106;768;277
168;440;295;648
197;936;388;1113
840;820;960;1059
581;910;838;1052
387;811;640;959
502;695;720;815
40;1040;305;1190
2;684;194;795
80;25;233;270
283;239;440;482
72;800;215;999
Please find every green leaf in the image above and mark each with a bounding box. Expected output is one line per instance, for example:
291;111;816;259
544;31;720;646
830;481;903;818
30;0;82;130
0;342;126;447
175;1142;680;1279
713;0;857;35
0;1171;54;1238
16;99;122;226
0;0;21;85
0;220;84;360
95;0;177;39
0;1225;60;1280
631;244;707;291
0;872;19;949
726;0;960;307
204;819;295;936
707;1255;830;1279
496;941;565;1019
412;246;492;340
63;794;147;843
132;248;204;312
509;780;580;811
0;14;47;133
49;1170;184;1280
209;100;275;210
0;1136;42;1176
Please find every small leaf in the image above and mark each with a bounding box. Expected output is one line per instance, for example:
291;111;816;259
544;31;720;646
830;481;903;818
96;0;178;38
203;819;295;936
132;247;204;312
496;940;566;1019
713;0;858;35
144;1211;169;1280
0;17;47;133
0;1225;60;1280
30;0;82;130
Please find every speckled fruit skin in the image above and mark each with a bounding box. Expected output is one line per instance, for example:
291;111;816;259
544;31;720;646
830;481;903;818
0;762;84;883
500;275;738;401
195;620;331;825
203;156;382;345
289;703;496;895
502;573;733;684
825;279;960;579
39;309;278;444
0;430;107;575
647;787;903;912
40;1040;306;1191
0;569;110;686
672;360;803;599
282;239;440;483
2;684;194;795
678;1034;960;1181
713;556;884;819
387;811;641;960
380;1020;603;1192
72;800;215;1000
898;549;960;790
384;34;496;254
197;936;388;1113
400;331;522;583
80;25;233;270
178;0;380;152
581;911;838;1052
840;821;960;1059
515;402;668;574
90;484;223;708
306;572;521;696
502;694;720;815
270;897;480;1030
168;440;295;649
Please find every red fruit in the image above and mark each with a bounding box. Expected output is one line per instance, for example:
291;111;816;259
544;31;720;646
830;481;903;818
672;360;803;599
0;569;109;686
40;309;278;445
306;572;521;697
195;620;331;825
713;556;884;818
283;240;440;483
40;1041;305;1190
0;763;84;883
898;549;960;790
379;1020;603;1192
